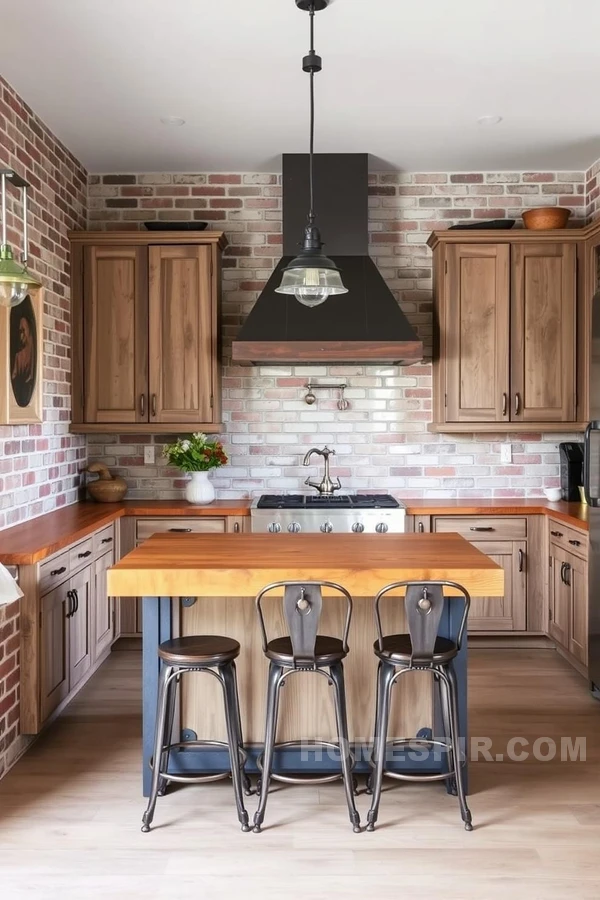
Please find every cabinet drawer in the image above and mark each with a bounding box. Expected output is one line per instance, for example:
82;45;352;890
432;516;527;540
548;519;588;558
69;537;94;570
136;517;227;541
93;524;115;556
39;550;70;595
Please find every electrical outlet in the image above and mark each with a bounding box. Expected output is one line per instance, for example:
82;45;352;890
500;443;512;464
144;445;155;465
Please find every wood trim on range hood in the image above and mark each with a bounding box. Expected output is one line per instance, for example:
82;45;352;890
232;154;423;366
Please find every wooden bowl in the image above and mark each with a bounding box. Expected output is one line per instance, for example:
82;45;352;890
86;462;128;503
522;207;571;230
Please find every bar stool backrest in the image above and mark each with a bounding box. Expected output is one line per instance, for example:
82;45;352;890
255;581;353;668
374;580;470;665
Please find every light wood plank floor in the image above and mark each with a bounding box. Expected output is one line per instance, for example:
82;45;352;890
0;648;599;900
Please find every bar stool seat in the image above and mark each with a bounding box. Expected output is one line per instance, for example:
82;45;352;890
374;634;457;665
158;635;240;666
265;635;345;667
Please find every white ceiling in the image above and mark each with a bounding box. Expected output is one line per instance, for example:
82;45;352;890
3;0;600;173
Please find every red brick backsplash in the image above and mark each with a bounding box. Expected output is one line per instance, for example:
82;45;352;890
87;169;586;502
0;77;87;531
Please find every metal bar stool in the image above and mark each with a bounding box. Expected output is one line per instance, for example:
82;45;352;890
141;635;251;833
252;581;361;834
366;581;473;832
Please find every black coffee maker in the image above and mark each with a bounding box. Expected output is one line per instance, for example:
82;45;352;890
559;442;584;501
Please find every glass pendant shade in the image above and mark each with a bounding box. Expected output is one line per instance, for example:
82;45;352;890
276;263;347;308
0;245;39;308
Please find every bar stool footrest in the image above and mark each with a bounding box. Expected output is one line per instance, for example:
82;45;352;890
257;740;355;786
150;740;249;785
369;737;456;783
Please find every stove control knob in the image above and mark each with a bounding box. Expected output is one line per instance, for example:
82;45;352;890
268;522;281;534
320;521;333;534
352;522;365;533
288;522;301;533
375;522;389;534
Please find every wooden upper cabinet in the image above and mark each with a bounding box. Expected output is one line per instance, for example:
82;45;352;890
70;231;226;433
149;245;213;424
511;242;576;423
444;243;510;423
83;245;148;425
429;230;582;433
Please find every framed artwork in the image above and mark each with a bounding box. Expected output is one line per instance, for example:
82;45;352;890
0;287;43;424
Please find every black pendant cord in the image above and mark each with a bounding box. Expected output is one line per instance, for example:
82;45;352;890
308;3;316;226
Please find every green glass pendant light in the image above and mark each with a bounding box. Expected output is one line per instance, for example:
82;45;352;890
0;170;41;308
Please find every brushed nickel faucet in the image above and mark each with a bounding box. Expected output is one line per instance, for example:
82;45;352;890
303;446;342;496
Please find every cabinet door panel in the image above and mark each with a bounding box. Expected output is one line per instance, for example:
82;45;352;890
467;541;526;631
93;550;114;663
445;243;510;422
149;245;213;424
40;585;70;722
511;242;576;422
69;567;92;690
549;545;570;648
568;554;588;665
83;245;148;424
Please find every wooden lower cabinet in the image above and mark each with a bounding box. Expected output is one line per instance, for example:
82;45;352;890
549;542;588;668
468;541;526;631
69;565;93;691
429;516;528;632
93;550;114;663
40;583;70;722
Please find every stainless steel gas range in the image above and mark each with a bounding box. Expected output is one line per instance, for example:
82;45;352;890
250;494;406;534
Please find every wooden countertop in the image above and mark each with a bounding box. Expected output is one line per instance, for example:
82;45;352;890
0;500;251;565
107;532;504;598
404;499;589;529
0;497;590;566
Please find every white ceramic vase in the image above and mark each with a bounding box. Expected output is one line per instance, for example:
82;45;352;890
185;470;215;505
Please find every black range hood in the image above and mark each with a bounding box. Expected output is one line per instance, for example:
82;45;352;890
232;153;423;365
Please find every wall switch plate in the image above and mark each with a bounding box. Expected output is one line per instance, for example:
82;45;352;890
144;445;155;465
500;443;512;464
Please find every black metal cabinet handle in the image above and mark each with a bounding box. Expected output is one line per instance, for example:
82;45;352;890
564;563;571;587
518;549;524;572
101;537;113;544
169;527;192;533
470;526;494;532
151;394;157;417
502;393;507;416
418;521;424;533
140;394;145;417
66;590;74;618
560;562;565;584
568;539;581;547
78;550;92;559
514;392;521;416
51;566;66;576
550;530;563;538
72;589;79;614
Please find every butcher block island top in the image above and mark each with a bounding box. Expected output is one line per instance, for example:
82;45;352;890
107;531;504;598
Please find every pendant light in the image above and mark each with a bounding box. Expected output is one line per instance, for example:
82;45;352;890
275;0;347;309
0;170;41;308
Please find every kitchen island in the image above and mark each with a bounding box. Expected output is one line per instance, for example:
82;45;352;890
107;532;504;794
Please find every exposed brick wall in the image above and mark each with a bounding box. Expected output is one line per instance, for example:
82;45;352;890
0;76;88;530
88;169;585;500
0;77;88;780
586;157;600;220
0;600;20;779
